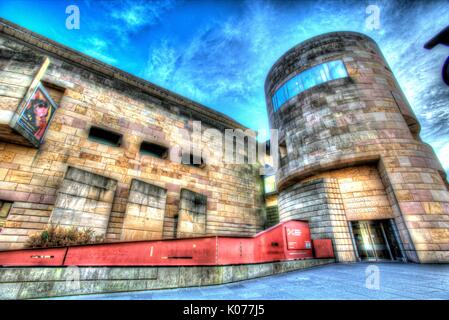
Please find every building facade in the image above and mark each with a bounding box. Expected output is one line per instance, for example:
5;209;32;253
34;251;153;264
265;32;449;263
1;19;448;264
0;19;266;250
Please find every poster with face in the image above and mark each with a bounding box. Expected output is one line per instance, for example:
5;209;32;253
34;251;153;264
16;83;58;146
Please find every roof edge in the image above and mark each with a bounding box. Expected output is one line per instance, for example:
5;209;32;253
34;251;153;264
0;18;247;131
264;31;377;91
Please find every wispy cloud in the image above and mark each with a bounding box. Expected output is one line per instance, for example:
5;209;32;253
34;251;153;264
110;0;175;29
142;0;449;173
80;37;118;65
142;0;365;129
103;0;176;44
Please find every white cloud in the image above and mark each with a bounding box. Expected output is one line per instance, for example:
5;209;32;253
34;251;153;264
81;37;117;65
140;0;449;173
109;0;175;30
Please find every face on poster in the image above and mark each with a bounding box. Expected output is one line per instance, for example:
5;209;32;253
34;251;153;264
16;83;58;145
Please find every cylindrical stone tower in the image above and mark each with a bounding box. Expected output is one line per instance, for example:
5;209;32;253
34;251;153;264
265;32;449;263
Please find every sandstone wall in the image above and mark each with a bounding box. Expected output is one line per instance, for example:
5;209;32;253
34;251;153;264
266;32;449;263
0;26;265;250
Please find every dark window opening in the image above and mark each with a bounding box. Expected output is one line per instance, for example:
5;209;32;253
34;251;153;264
187;153;205;168
140;141;168;159
231;136;256;164
182;152;205;168
88;126;122;147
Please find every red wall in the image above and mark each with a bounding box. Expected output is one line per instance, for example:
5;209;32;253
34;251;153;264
0;220;313;267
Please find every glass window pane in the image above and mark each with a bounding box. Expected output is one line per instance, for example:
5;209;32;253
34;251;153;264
276;88;286;107
301;68;317;90
310;65;325;85
264;175;276;194
272;95;278;111
282;85;289;102
327;60;348;79
286;76;300;99
272;60;348;112
319;63;331;82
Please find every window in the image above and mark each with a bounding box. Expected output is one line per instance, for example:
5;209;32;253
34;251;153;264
0;201;13;230
264;175;277;194
140;141;168;159
183;153;206;168
272;60;348;111
279;140;287;159
88;126;122;147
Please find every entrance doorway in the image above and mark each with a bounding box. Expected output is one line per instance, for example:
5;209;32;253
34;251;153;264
350;220;404;261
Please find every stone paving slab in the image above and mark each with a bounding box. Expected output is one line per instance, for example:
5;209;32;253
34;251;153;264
50;262;449;300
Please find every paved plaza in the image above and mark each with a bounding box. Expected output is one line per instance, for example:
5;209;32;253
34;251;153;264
53;262;449;300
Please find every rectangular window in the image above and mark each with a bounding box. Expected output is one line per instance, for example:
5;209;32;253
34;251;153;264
279;140;287;159
187;153;205;168
271;95;279;111
0;201;13;230
264;175;277;194
140;141;169;159
88;126;122;147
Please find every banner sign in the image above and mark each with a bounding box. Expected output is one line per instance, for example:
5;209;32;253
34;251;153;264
14;82;58;147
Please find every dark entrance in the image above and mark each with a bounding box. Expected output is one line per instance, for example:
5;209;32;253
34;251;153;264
350;220;404;261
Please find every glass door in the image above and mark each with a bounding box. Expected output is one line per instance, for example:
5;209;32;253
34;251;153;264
351;220;401;261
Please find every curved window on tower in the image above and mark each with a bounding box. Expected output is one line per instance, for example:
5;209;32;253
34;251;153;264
271;60;348;111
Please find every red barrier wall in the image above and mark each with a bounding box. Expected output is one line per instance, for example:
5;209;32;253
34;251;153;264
312;239;335;259
0;220;313;267
0;247;67;266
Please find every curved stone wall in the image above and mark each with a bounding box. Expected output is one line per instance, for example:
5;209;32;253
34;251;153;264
265;32;449;263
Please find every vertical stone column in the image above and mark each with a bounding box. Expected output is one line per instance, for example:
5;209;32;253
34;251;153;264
177;189;207;238
49;167;117;236
121;179;167;241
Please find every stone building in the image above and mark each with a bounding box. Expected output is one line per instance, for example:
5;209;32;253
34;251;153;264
1;18;448;265
265;32;449;263
0;19;266;250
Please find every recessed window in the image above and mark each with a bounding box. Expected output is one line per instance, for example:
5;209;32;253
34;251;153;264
279;141;287;159
183;153;206;168
88;126;122;147
272;60;348;111
0;201;13;230
140;141;169;159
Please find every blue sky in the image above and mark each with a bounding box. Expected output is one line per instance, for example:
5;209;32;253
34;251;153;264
1;0;448;174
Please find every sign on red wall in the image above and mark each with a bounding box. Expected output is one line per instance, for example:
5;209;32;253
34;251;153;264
285;226;311;250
